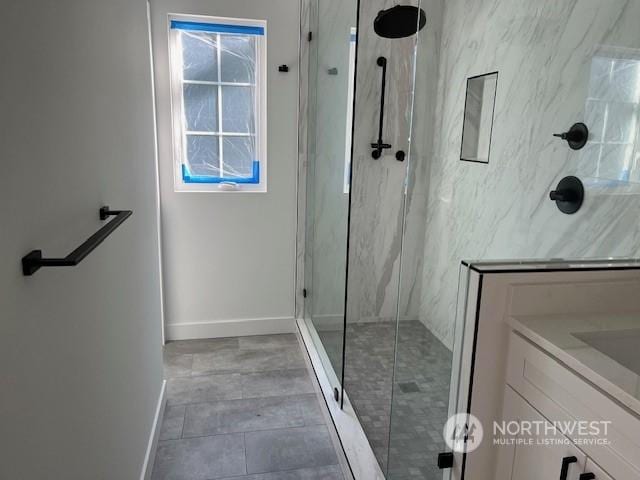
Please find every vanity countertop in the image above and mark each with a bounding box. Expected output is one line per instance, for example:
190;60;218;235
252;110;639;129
508;313;640;417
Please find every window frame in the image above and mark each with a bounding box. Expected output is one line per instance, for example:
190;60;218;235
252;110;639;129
168;14;268;192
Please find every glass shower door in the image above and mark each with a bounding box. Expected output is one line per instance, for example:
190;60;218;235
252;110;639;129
341;0;457;477
385;2;459;478
303;0;358;393
385;1;640;479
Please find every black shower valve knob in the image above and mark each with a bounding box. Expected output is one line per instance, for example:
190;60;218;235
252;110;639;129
553;122;589;150
550;175;584;214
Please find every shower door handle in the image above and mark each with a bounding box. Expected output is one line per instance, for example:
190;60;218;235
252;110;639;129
371;56;392;159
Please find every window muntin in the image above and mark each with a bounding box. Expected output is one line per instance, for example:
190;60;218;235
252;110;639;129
169;16;267;191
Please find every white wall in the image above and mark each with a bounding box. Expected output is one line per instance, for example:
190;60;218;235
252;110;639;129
150;0;300;340
0;1;164;478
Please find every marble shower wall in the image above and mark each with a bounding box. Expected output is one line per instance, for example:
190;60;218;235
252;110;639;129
397;0;444;322
296;0;447;328
346;0;421;324
418;0;640;348
345;0;446;325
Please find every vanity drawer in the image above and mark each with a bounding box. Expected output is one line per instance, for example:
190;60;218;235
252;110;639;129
506;331;640;480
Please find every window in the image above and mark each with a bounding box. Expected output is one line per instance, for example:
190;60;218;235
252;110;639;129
584;47;640;183
168;15;267;192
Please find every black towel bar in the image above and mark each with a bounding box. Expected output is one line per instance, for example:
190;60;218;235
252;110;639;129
22;206;132;276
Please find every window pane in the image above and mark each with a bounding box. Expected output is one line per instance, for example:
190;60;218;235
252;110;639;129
610;59;640;103
221;86;255;133
223;136;255;177
603;102;636;143
220;35;256;83
186;135;220;176
182;31;218;81
184;84;218;132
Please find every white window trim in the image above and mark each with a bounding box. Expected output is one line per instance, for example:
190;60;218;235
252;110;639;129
168;13;268;192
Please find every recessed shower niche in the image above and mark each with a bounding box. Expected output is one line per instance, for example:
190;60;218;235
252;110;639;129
461;71;498;163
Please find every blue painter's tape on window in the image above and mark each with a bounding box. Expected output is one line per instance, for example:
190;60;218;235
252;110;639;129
171;20;264;36
182;161;260;184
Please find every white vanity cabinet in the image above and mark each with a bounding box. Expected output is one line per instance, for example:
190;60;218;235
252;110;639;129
496;330;640;480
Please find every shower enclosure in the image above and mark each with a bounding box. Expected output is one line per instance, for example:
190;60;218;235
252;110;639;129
301;1;640;479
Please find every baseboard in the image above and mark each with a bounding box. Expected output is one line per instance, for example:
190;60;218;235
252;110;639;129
140;379;166;480
166;317;296;340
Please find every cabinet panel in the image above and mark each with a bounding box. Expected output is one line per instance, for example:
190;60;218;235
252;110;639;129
496;386;586;480
506;331;640;480
583;459;614;480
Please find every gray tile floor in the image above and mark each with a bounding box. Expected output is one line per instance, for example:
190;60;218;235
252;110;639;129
152;334;345;480
318;321;452;480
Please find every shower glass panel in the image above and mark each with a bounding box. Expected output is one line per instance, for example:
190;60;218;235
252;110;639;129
387;1;640;479
342;1;434;476
385;2;457;478
303;0;640;478
303;0;357;391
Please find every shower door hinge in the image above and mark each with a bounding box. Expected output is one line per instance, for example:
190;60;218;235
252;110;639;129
303;288;308;298
308;31;313;42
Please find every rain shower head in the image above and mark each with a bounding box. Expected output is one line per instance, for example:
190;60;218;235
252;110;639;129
374;5;426;39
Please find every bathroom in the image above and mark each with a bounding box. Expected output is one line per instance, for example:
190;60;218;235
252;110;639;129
2;0;640;479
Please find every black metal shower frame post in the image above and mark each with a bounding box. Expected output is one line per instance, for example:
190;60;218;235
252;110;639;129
341;0;362;410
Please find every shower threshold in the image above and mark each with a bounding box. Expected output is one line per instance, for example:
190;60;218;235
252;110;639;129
297;319;385;480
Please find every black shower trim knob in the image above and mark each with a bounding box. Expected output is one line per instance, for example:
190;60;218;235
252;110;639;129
553;122;589;150
550;175;584;214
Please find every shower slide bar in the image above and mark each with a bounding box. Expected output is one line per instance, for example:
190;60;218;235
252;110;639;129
22;206;133;276
371;56;392;159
